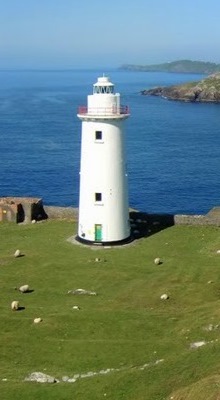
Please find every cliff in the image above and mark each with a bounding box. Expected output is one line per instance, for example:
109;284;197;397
141;73;220;103
121;60;220;74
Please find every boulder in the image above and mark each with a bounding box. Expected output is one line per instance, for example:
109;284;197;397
24;372;58;383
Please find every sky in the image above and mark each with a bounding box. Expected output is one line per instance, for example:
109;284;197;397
1;0;220;69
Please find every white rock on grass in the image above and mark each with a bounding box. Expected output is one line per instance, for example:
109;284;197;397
216;250;220;254
72;306;80;310
190;341;206;349
160;294;169;300
14;249;21;258
68;289;97;296
154;257;162;265
62;376;76;383
11;300;19;311
24;372;58;383
19;284;30;293
34;318;42;324
62;376;69;382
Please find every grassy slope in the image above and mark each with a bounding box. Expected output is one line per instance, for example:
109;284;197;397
1;221;220;399
177;75;220;91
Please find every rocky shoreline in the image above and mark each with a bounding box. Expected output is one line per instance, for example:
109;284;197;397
141;72;220;103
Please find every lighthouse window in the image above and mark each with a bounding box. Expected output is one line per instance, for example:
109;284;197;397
95;193;102;202
93;86;114;94
95;131;102;140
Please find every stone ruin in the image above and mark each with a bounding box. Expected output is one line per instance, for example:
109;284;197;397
0;197;47;223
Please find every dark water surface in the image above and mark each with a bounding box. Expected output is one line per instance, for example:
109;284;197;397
0;69;220;215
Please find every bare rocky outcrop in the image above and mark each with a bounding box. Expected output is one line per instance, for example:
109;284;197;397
24;372;58;383
141;73;220;103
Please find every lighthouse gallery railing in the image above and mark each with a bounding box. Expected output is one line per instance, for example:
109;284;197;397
77;105;130;116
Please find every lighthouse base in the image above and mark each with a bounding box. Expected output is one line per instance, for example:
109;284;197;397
75;235;133;247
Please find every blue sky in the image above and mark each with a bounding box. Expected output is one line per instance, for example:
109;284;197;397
1;0;220;69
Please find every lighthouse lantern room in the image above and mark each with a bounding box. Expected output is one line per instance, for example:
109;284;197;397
77;76;130;245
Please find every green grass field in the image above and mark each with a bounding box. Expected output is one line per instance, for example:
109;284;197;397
1;220;220;399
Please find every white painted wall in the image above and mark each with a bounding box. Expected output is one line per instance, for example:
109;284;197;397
77;77;130;243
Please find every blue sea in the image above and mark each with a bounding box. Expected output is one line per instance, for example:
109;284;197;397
0;69;220;215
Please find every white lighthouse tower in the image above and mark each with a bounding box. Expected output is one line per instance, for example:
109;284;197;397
77;76;130;245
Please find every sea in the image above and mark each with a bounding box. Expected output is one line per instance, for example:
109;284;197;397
0;69;220;216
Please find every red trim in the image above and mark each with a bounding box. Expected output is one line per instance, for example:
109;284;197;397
78;105;130;115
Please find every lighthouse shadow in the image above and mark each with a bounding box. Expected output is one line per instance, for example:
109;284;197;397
129;211;175;240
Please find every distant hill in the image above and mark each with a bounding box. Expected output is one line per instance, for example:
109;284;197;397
120;60;220;74
141;72;220;103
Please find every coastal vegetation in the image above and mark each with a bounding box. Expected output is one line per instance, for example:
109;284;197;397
120;60;220;74
1;220;220;399
141;72;220;103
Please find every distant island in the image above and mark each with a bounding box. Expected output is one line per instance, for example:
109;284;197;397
141;72;220;103
120;60;220;74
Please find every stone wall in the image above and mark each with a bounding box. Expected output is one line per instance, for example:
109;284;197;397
44;206;78;221
2;197;220;228
174;207;220;226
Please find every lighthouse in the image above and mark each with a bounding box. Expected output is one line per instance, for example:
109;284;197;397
77;76;130;245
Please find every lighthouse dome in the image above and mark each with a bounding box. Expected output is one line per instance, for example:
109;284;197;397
93;76;114;94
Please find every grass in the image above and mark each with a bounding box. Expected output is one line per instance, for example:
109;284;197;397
1;220;220;399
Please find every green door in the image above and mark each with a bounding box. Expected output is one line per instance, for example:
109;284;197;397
95;224;102;241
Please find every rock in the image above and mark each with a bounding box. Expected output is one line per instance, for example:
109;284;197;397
14;249;21;258
204;324;219;331
33;318;42;324
31;219;36;224
68;289;97;296
11;300;19;311
62;376;76;383
62;376;69;382
72;305;80;310
66;378;76;383
24;372;58;383
141;73;220;103
154;257;162;265
19;284;30;293
160;294;169;300
190;341;206;349
153;221;160;226
216;250;220;254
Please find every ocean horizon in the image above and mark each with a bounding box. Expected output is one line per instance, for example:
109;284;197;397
1;68;220;216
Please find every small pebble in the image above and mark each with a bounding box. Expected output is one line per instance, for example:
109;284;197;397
154;257;161;265
14;249;21;258
160;294;169;300
11;300;19;311
33;318;42;324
